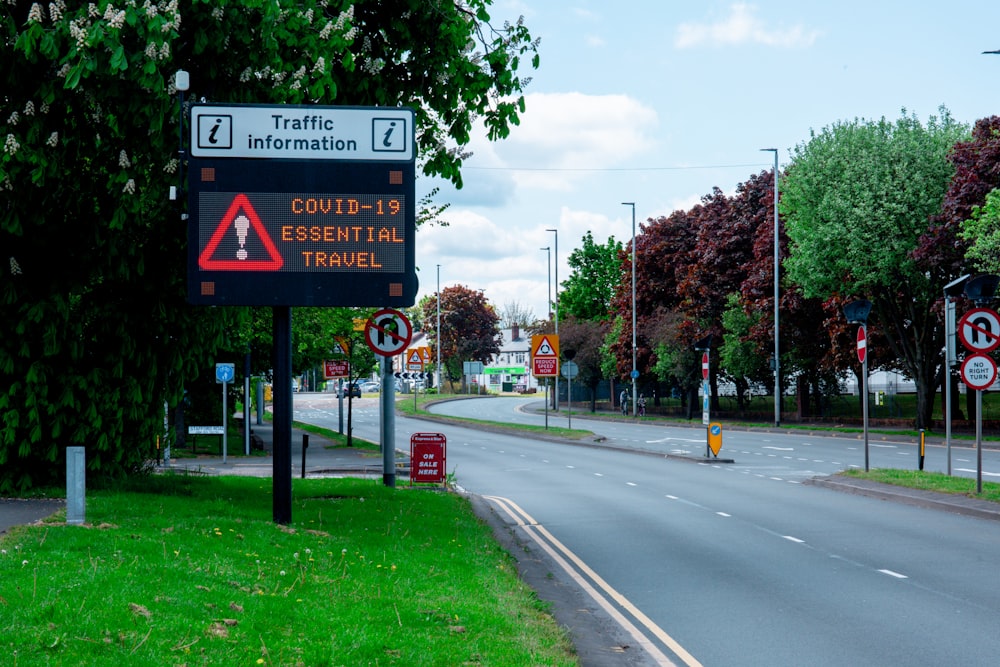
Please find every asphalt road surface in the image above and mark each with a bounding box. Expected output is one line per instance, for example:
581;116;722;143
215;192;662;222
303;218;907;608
296;394;1000;666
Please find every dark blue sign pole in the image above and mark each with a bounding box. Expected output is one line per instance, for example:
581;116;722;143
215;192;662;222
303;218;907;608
381;355;396;487
272;306;293;523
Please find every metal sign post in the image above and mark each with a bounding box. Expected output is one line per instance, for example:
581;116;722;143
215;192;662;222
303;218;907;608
858;325;869;472
365;308;412;488
215;363;235;464
957;305;1000;494
561;361;579;430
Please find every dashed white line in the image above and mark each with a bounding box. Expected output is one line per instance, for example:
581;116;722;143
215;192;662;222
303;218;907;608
783;536;805;543
879;569;908;579
626;482;638;487
716;512;731;517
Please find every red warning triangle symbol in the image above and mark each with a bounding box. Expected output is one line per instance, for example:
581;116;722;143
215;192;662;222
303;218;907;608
198;194;284;271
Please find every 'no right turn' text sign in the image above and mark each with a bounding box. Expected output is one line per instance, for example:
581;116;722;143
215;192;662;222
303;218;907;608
961;353;998;391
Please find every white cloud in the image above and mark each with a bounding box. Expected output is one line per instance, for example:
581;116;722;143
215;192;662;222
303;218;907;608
494;92;659;191
675;3;819;49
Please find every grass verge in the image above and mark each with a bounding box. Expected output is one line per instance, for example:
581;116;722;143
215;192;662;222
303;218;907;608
0;475;577;666
841;468;1000;502
396;393;592;441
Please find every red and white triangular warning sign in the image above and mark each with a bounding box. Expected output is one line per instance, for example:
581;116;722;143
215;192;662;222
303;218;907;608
198;194;284;271
533;335;558;357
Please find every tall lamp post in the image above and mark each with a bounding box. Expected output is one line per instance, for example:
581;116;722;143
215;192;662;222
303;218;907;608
622;202;637;416
541;245;551;400
436;265;442;393
760;148;780;427
546;228;559;410
943;274;971;475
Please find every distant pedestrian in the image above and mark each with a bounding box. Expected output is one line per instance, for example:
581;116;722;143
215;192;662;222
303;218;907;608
619;389;628;415
638;393;646;417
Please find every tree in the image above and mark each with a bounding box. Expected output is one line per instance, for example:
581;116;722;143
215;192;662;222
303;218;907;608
914;116;1000;422
609;208;698;400
420;285;502;391
961;188;1000;272
557;317;609;412
781;108;970;429
498;301;535;328
560;231;623;322
0;0;538;491
913;116;1000;279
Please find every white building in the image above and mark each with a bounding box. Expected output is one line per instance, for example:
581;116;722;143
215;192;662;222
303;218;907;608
481;324;538;393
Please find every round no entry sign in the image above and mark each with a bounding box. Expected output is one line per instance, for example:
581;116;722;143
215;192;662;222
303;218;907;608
856;326;867;364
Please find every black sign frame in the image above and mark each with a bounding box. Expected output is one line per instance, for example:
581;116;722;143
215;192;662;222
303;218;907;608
187;157;416;307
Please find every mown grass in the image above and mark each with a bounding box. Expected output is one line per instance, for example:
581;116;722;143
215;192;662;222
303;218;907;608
0;475;577;666
841;468;1000;502
395;392;592;441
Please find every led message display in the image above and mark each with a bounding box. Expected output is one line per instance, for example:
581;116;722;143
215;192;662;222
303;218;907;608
187;157;416;306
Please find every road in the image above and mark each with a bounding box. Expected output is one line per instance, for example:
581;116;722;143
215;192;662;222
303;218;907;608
294;394;1000;666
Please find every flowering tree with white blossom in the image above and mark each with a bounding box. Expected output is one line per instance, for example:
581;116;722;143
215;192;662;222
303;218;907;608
0;0;538;491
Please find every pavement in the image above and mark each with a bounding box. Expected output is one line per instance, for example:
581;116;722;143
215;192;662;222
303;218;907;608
0;420;402;536
159;419;401;479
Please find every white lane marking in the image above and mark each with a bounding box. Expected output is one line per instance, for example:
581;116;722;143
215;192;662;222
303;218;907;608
879;569;908;579
783;536;805;543
627;482;638;487
666;495;679;500
716;512;731;517
647;437;704;444
567;465;576;469
871;444;897;449
955;468;1000;478
594;472;604;477
763;446;794;451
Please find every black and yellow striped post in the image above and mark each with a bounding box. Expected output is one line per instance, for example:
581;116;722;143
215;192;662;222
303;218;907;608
918;429;925;471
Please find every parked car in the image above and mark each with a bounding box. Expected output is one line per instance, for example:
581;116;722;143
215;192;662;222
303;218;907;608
360;381;380;393
337;381;362;398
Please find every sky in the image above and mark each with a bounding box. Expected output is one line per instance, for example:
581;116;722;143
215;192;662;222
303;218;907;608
414;1;1000;324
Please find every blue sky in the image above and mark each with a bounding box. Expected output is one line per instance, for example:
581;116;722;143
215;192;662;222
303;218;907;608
415;1;1000;322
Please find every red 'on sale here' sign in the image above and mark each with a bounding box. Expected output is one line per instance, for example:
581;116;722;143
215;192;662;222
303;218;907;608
410;432;446;484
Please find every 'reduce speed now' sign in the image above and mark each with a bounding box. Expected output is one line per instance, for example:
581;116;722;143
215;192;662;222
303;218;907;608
187;104;417;307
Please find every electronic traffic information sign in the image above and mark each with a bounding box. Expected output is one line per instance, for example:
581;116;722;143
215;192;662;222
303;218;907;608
187;104;417;307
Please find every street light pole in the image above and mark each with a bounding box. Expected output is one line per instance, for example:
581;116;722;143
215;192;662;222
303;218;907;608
541;246;551;320
436;264;442;393
546;228;559;411
622;202;637;417
761;148;780;427
541;246;551;400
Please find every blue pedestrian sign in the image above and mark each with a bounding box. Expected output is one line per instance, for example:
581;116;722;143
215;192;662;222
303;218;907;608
630;369;639;379
216;363;235;384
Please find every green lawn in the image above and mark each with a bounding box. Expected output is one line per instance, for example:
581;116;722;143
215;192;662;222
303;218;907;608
0;475;577;666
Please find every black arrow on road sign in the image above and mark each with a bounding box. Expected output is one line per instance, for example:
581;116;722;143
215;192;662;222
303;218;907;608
376;316;403;347
968;315;1000;345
